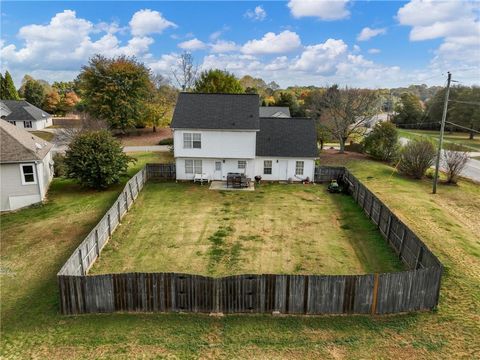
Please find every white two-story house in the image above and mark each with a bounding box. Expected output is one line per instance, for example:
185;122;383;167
171;93;318;182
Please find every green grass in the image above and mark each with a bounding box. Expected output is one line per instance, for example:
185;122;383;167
397;128;480;151
1;151;479;359
91;183;402;276
31;130;55;142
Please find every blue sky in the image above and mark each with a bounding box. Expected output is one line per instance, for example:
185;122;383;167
1;1;479;88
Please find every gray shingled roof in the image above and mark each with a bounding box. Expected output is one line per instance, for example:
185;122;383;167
256;117;318;158
0;120;53;162
0;100;51;122
259;106;291;118
171;93;260;130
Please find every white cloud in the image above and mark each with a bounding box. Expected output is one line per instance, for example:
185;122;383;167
245;6;267;21
0;9;156;82
357;27;386;41
210;40;239;53
129;9;176;36
241;30;301;55
397;0;480;81
287;0;350;20
397;0;479;41
178;38;206;51
292;39;348;75
148;53;179;73
368;48;381;54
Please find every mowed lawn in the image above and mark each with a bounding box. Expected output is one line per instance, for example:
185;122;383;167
1;151;479;359
91;183;402;276
397;128;480;151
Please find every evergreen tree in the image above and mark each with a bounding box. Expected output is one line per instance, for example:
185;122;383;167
0;73;5;99
3;71;20;100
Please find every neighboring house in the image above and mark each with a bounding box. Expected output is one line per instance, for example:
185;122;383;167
171;93;317;182
259;106;291;118
0;100;53;130
0;120;54;211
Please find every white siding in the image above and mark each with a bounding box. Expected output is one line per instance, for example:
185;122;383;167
173;129;256;159
0;150;53;211
5;117;52;131
254;157;316;181
176;158;255;181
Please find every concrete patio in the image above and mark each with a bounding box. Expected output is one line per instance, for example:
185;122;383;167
209;181;255;191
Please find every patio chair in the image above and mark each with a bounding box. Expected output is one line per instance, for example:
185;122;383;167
194;173;209;185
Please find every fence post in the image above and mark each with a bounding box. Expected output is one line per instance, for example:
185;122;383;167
398;227;407;260
371;273;379;315
124;191;129;211
386;215;392;241
369;196;375;219
135;175;140;193
107;214;112;237
362;186;367;210
303;276;309;314
117;201;121;224
129;182;134;201
377;204;383;229
78;248;84;275
95;229;100;257
415;246;424;269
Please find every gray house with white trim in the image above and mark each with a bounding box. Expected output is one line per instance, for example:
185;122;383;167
0;120;54;211
0;100;53;130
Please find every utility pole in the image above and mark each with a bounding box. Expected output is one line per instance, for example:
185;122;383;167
432;72;451;194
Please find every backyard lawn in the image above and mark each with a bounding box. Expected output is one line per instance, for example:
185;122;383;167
1;150;479;359
30;130;55;142
91;182;402;276
397;128;480;151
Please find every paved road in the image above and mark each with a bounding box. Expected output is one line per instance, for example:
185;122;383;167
123;145;170;152
400;137;480;182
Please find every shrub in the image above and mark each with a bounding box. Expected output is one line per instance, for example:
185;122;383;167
363;122;400;162
158;138;173;145
52;153;66;177
64;130;133;189
398;139;436;179
344;142;363;153
443;143;469;184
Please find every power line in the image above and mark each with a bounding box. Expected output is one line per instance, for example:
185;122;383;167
449;100;480;106
445;121;480;134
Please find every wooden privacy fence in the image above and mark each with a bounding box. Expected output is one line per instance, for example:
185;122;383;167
58;165;443;316
145;163;176;180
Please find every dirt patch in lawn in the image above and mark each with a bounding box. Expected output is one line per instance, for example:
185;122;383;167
115;127;172;146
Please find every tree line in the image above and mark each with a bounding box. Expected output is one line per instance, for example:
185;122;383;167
392;86;480;139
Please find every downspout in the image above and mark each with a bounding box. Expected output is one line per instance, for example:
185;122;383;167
35;161;43;201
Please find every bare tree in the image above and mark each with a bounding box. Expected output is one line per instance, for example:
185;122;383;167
56;112;108;146
443;144;469;184
319;86;380;153
172;52;198;91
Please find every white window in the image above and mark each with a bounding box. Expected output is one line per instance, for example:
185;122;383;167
185;159;202;174
183;133;201;149
8;120;16;126
20;164;37;185
215;161;222;171
295;161;304;176
238;160;246;169
24;121;32;128
264;160;272;175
